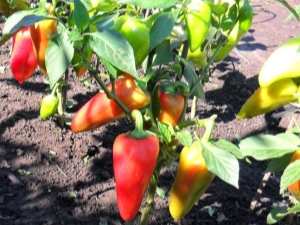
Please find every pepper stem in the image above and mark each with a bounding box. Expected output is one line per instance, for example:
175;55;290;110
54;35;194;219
130;110;148;139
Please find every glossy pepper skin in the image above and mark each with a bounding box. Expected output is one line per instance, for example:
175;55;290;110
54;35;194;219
186;47;208;68
29;18;57;75
158;89;185;127
10;27;38;84
169;141;215;221
111;15;150;68
258;36;300;88
71;74;151;133
288;150;300;200
184;0;211;53
0;0;29;18
113;110;159;221
40;94;59;119
236;78;298;119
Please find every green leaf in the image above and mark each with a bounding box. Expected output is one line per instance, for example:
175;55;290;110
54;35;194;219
239;134;298;160
157;122;172;143
46;24;74;89
150;9;179;51
280;160;300;194
88;30;138;78
276;132;300;145
276;0;300;21
91;13;119;31
266;206;287;224
176;130;193;147
201;141;239;189
156;186;165;199
265;153;293;173
214;139;243;159
286;203;300;214
73;0;90;31
152;40;173;66
3;11;46;35
285;4;300;21
182;58;205;99
117;0;178;9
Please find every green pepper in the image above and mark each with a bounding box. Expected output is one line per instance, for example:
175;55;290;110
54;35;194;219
186;46;208;68
40;93;59;119
237;78;299;119
258;36;300;88
113;110;159;221
111;15;151;68
184;0;211;53
213;0;253;62
169;141;215;222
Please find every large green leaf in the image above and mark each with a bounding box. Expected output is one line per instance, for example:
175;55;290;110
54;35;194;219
280;160;300;194
117;0;178;9
150;9;179;51
46;25;74;88
88;30;138;78
239;134;298;160
201;141;239;189
73;0;90;31
214;139;243;159
152;40;173;66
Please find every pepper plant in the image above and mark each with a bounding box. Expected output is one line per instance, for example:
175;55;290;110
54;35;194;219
1;0;299;224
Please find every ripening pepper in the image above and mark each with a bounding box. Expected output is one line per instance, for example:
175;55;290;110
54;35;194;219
184;0;211;53
71;74;151;133
40;93;59;119
113;110;159;221
169;141;215;221
213;0;253;62
72;43;93;77
157;84;187;127
186;46;208;68
288;150;300;200
258;36;300;88
236;78;298;119
29;18;57;75
111;15;151;68
10;27;38;84
0;0;29;18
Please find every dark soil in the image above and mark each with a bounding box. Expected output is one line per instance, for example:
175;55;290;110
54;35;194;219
1;1;300;225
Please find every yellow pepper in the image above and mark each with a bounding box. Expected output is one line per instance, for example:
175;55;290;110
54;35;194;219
259;36;300;87
169;141;215;221
237;78;299;119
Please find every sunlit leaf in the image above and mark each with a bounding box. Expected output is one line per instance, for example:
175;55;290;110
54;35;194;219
239;135;298;160
280;160;300;194
88;30;138;78
202;141;239;189
117;0;178;9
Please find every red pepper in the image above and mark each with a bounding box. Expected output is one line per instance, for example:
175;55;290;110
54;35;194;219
113;110;159;221
157;82;189;127
71;74;151;133
10;27;38;84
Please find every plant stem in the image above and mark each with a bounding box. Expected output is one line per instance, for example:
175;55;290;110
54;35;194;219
140;162;162;225
93;74;131;117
